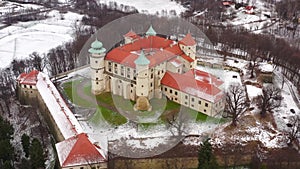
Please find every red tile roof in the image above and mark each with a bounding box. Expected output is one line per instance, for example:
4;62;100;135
106;36;180;68
181;54;194;62
17;70;39;85
124;30;140;39
161;70;223;102
179;33;196;46
57;133;106;168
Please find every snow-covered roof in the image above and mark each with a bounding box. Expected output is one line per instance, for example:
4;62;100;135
169;58;183;67
55;133;106;168
36;72;83;139
259;62;274;73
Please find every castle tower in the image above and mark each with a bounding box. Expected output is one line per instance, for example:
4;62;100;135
134;50;152;111
88;38;106;95
179;33;197;68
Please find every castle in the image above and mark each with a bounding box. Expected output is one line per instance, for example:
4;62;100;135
89;26;225;116
16;26;225;169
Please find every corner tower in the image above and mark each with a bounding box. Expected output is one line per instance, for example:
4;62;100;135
88;38;106;95
134;50;152;111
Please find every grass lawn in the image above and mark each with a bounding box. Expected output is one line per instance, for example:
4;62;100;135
99;107;127;126
62;80;96;108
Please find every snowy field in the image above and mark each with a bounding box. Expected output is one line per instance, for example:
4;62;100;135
98;0;187;15
0;10;83;68
0;1;44;16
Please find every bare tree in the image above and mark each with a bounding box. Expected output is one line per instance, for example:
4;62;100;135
255;85;282;117
224;84;248;126
287;115;300;145
29;52;46;72
166;108;191;136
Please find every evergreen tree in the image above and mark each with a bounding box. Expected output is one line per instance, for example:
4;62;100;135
19;158;32;169
29;138;45;169
3;160;14;169
21;134;30;158
198;138;219;169
0;116;14;140
0;116;14;163
0;140;14;161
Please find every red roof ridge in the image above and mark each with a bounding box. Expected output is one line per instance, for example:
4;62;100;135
179;33;196;46
181;54;194;62
61;133;106;167
161;70;223;102
18;70;39;85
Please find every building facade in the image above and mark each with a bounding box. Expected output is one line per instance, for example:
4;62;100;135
89;26;225;116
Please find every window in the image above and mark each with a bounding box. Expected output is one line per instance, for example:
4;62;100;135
95;60;98;63
80;167;84;169
191;104;194;107
96;78;99;80
185;102;188;105
96;70;98;73
204;109;206;112
170;89;172;94
150;83;153;87
96;82;99;85
205;103;208;107
151;73;154;79
165;87;167;91
30;85;32;89
191;98;194;102
185;95;188;99
121;66;124;76
141;85;144;88
175;91;178;95
198;100;201;105
131;90;133;93
131;84;134;87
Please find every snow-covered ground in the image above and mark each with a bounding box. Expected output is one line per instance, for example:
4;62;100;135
222;0;275;33
0;10;83;68
98;0;187;15
246;84;262;100
197;65;242;90
273;69;299;132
